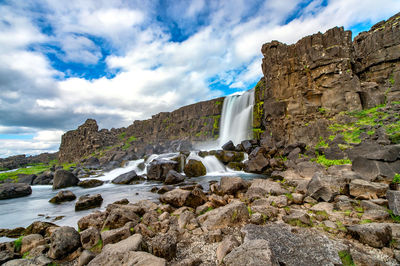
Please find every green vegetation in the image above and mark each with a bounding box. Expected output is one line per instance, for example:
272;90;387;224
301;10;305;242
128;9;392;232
285;193;293;201
101;227;110;232
360;219;372;224
318;107;327;115
393;173;400;184
200;206;214;215
315;138;329;150
14;236;23;252
336;221;347;232
253;128;265;140
388;209;400;223
312;155;351;168
91;239;103;253
338;250;355;266
118;132;126;139
231;209;238;222
22;251;31;259
247;206;253;215
215;100;222;106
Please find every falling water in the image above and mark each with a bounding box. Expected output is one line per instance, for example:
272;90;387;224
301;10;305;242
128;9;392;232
218;89;255;147
187;151;227;174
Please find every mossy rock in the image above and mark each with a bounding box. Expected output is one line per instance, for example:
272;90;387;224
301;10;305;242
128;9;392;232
184;159;206;177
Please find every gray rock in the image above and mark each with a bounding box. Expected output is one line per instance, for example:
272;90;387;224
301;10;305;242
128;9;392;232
216;235;240;263
307;172;352;202
3;255;52;266
32;171;53;185
0;250;20;265
147;233;177;261
282;210;311;226
147;160;178;181
352;157;397;181
0;183;32;200
16;174;37;185
164;170;185;185
90;251;166;266
20;234;45;254
101;225;131;246
183;159;206;177
77;250;96;266
159;188;206;208
222;140;235;151
246;179;288;200
49;190;76;204
78;179;104;188
112;170;142;184
244;147;269;173
48;226;81;259
78;211;107;231
220;176;248;195
347;223;392;248
387;190;400;215
75;194;103;211
80;227;101;250
52;169;79;189
349;179;388;199
102;205;140;230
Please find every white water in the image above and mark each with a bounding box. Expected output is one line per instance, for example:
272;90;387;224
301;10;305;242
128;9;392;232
187;151;229;174
218;89;255;147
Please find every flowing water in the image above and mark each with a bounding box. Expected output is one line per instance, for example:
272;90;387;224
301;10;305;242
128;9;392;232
218;89;255;146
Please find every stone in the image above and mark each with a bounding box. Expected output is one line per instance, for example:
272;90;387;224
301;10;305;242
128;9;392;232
216;235;240;264
241;140;254;153
387;190;400;215
250;212;265;224
291;193;304;204
347;143;400;162
49;190;76;204
347;223;392;248
24;221;58;236
16;174;37;185
295;161;326;179
283;210;311;226
3;256;52;266
159;188;206;208
147;160;178;181
266;195;288;208
215;150;245;164
75;194;103;211
78;179;104;188
352;157;397;181
90;251;166;266
184;159;206;177
101;225;132;246
102;205;140;230
52;169;79;189
222;140;235;151
20;234;45;254
349;179;388;199
32;171;53;185
77;250;96;266
246;179;289;200
80;227;101;250
306;173;347;202
209;194;226;207
147;233;177;261
244;147;269;173
219;176;248;195
0;183;32;200
48;226;81;259
78;211;107;231
198;201;249;230
164;170;185;185
250;199;279;219
0;250;20;265
112;170;142;184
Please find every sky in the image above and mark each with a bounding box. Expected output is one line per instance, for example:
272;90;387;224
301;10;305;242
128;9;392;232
0;0;399;158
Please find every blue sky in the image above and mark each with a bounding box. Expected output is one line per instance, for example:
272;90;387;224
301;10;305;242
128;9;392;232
0;0;399;157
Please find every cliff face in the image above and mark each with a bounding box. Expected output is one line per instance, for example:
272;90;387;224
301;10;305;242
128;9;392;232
58;98;224;163
258;13;400;146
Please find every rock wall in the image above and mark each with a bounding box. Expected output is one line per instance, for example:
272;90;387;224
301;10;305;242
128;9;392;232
258;12;400;146
0;153;58;171
58;98;224;163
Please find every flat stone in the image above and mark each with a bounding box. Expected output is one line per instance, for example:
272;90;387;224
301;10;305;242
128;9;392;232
0;183;32;200
349;179;388;200
347;223;392;248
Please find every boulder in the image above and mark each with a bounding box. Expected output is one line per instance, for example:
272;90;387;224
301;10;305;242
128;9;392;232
89;251;166;266
3;256;52;266
75;194;103;211
349;179;388;199
20;234;45;254
48;226;81;259
244;148;269;173
347;143;400;162
80;227;101;250
220;176;248;195
49;190;76;204
216;235;240;264
164;170;185;185
246;179;288;200
352;157;397;181
387;190;400;216
101;225;132;246
112;170;142;184
222;140;235;151
0;183;32;200
347;223;392;248
16;174;36;185
83;157;100;170
147;160;178;181
0;251;20;265
32;171;53;185
52;169;79;189
241;140;254;154
198;201;249;230
78;211;107;231
183;159;206;177
102;205;141;230
306;173;349;202
77;250;96;266
282;210;311;226
24;221;58;236
216;150;245;164
227;223;343;265
159;188;206;208
147;233;177;261
78;179;104;188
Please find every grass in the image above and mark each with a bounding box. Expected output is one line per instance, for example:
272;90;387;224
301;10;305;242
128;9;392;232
388;209;400;223
90;239;103;253
360;219;372;224
14;236;23;252
338;250;355;266
247;206;253;215
313;155;351;168
200;206;214;215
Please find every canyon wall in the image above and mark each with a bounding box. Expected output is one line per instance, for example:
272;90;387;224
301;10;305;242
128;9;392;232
258;12;400;146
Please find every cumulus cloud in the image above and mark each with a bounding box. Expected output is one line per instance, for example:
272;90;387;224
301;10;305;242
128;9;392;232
1;0;400;157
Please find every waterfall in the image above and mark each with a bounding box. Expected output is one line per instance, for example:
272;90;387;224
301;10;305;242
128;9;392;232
218;89;255;147
187;151;227;174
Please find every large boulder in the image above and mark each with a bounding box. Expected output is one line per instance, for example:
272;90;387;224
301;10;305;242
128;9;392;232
349;179;388;200
387;190;400;215
102;204;141;230
16;174;37;185
89;251;166;266
184;159;206;177
147;160;178;181
78;211;107;231
0;183;32;200
159;188;206;208
48;226;81;259
112;170;143;184
80;227;101;250
244;147;269;173
216;150;245;164
222;140;235;151
147;233;177;261
49;190;76;204
216;235;240;264
101;224;132;246
32;171;53;185
75;194;103;211
225;223;344;266
52;169;79;189
246;179;288;201
78;179;104;188
20;234;45;254
306;172;351;202
198;201;249;230
164;170;185;185
24;221;58;236
352;156;398;181
347;223;392;248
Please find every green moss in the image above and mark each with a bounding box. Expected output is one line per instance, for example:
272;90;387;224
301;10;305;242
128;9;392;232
315;137;329;150
14;236;23;252
0;164;52;182
360;219;372;224
388;209;400;223
312;155;351;168
336;221;347;232
130;227;135;233
22;251;30;259
285;193;293;201
314;210;329;220
215;100;222;106
247;206;253;215
127;135;137;142
200;206;214;215
101;227;110;232
231;209;238;222
90;239;103;253
338;250;355;266
318;107;327;114
393;173;400;184
118;132;126;139
253;128;265;140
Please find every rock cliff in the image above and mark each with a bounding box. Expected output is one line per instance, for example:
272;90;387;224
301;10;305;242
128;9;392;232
258;12;400;146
